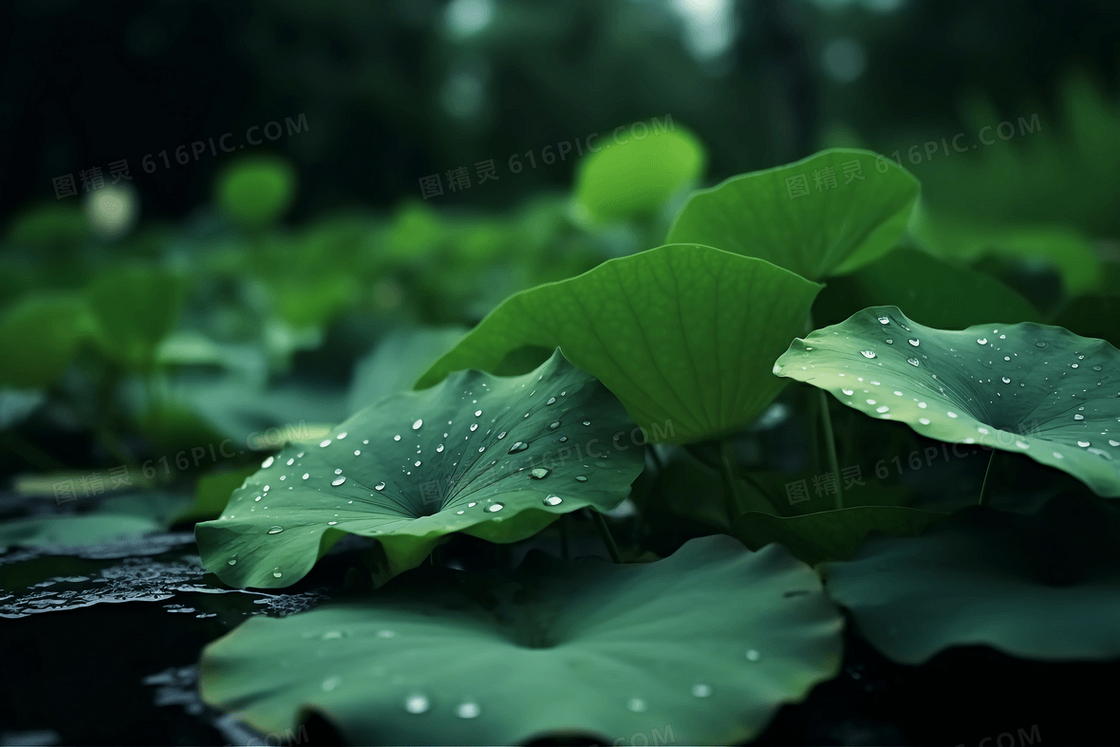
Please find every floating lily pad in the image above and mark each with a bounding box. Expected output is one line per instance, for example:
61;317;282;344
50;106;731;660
825;493;1120;663
734;506;950;567
199;535;844;746
195;350;644;588
666;149;919;280
0;493;189;552
773;306;1120;497
416;244;821;444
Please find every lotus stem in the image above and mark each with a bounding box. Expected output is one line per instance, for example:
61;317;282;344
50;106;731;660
719;439;748;525
817;389;844;510
591;509;622;563
978;448;997;508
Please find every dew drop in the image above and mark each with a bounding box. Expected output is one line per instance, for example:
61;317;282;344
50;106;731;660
947;412;958;418
548;421;561;430
254;495;262;502
1078;440;1091;447
486;503;504;513
319;439;331;448
457;702;480;719
474;409;483;417
918;402;927;408
1109;440;1120;447
1074;414;1085;421
497;431;507;440
262;456;275;468
908;338;919;347
877;315;890;324
977;338;987;345
267;526;283;535
508;441;529;453
227;558;237;566
327;521;337;526
919;418;930;425
543;495;563;506
885;338;894;345
860;350;877;359
546;397;557;405
1093;365;1103;372
876;406;889;413
467;502;477;508
1016;440;1030;449
575;475;588;482
842;389;854;396
1002;377;1011;384
1036;341;1048;348
529;468;551;479
272;568;282;578
1072;363;1079;369
393;435;401;442
907;357;920;367
414;460;422;467
332;476;347;486
302;473;309;480
354;450;361;456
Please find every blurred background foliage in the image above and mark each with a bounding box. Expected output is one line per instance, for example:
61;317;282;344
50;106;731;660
1;0;1119;499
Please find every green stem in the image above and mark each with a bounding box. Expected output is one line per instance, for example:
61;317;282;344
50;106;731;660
591;510;622;563
817;389;844;510
719;440;747;525
978;449;997;507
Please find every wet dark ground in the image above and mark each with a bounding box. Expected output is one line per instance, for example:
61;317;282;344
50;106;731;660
1;520;1116;746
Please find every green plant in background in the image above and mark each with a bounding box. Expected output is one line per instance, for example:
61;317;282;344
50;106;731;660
3;138;1120;745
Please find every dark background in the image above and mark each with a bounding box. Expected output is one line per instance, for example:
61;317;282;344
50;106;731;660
2;0;1118;227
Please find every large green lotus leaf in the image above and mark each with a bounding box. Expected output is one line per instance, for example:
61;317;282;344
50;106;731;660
734;506;950;567
813;248;1041;330
86;266;188;370
416;244;821;444
825;493;1120;663
773;306;1120;497
0;292;95;388
199;535;844;746
195;350;644;588
666;149;919;280
348;326;468;415
574;125;706;222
